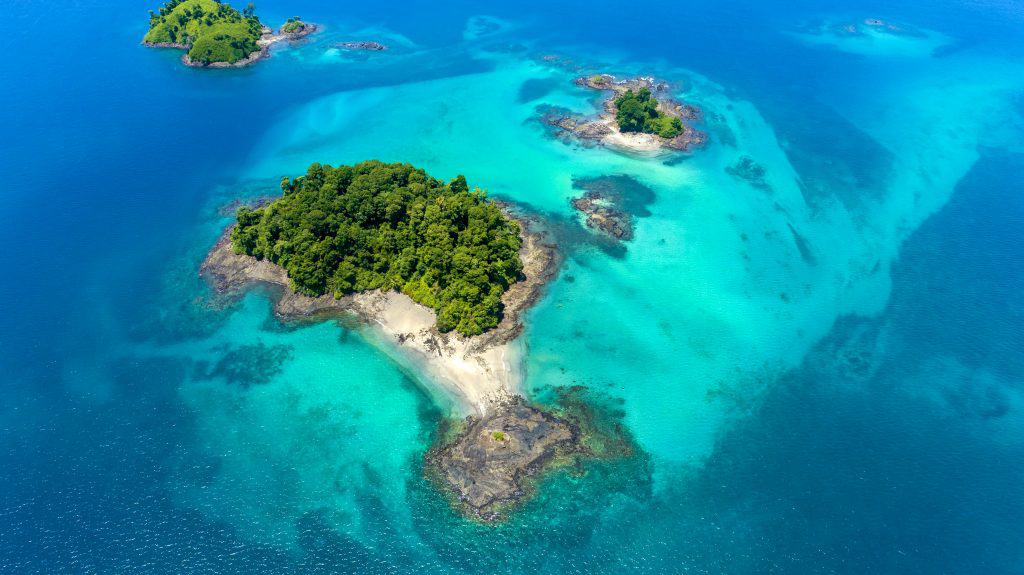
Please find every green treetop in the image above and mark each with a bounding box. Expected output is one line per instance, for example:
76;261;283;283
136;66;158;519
614;88;684;139
144;0;263;64
281;16;306;33
231;161;525;336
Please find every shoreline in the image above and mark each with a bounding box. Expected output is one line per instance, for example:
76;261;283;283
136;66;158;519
144;23;319;69
200;208;560;415
545;74;707;154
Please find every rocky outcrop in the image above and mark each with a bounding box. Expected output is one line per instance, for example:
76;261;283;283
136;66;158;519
335;41;388;51
426;387;640;522
281;22;317;40
571;192;632;241
545;74;708;153
426;397;579;521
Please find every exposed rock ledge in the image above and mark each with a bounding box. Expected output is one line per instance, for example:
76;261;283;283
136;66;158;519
544;74;707;153
426;388;637;522
426;396;579;522
571;191;632;241
200;207;559;415
335;41;388;51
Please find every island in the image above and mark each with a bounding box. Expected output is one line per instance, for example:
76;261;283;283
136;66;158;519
201;161;632;520
544;74;707;153
142;0;317;68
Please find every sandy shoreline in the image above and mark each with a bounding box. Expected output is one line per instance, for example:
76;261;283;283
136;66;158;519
544;74;706;154
200;209;559;415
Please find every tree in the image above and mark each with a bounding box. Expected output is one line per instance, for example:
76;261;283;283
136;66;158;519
230;161;523;336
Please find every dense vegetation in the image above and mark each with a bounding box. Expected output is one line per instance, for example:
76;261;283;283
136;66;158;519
614;88;684;139
281;16;306;33
231;161;524;336
144;0;263;64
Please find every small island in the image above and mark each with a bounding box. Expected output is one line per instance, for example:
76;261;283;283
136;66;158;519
143;0;317;68
201;161;633;520
203;160;558;412
545;74;706;153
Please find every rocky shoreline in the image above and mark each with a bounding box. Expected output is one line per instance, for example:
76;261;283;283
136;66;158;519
426;396;579;522
146;23;319;69
544;74;707;153
200;205;560;415
425;388;638;522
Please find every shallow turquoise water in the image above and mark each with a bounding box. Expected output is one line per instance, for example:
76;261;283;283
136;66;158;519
2;0;1024;572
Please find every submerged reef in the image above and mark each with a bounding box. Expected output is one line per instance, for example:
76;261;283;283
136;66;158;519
726;156;771;190
571;192;633;240
569;175;657;243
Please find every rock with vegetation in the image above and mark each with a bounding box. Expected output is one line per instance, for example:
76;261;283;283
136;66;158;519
143;0;316;68
425;390;635;522
426;397;577;522
545;73;707;152
229;160;524;337
280;16;310;35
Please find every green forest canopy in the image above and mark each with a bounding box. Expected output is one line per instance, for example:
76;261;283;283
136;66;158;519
614;88;684;139
281;16;306;33
144;0;263;64
231;161;524;336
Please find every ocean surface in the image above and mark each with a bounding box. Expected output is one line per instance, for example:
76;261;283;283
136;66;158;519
2;0;1023;572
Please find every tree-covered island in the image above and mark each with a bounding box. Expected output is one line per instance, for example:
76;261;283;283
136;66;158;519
543;73;707;152
614;87;684;138
230;161;524;336
280;16;310;34
143;0;316;67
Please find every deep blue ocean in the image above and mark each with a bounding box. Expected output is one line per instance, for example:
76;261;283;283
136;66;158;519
2;0;1024;573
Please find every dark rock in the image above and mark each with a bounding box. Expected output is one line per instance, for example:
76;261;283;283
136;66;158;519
336;41;388;51
425;397;579;522
725;155;770;189
571;192;633;241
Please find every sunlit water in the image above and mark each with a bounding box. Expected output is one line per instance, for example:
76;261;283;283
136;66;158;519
2;0;1023;572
